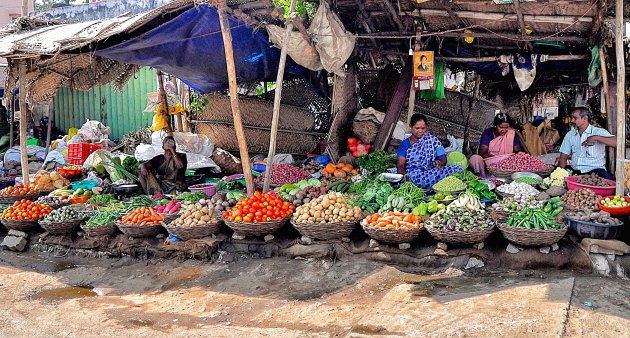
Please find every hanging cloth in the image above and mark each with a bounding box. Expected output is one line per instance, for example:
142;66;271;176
588;46;602;88
498;53;549;91
417;62;446;101
521;122;547;156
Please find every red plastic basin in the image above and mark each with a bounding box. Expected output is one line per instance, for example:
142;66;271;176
565;176;615;196
597;196;630;218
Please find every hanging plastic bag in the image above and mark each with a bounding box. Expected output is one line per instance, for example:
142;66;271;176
150;112;167;132
444;134;464;153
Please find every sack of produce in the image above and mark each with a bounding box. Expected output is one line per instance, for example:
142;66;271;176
211;148;242;175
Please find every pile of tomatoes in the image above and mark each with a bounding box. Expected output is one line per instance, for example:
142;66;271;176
0;200;54;221
0;184;38;196
223;191;295;223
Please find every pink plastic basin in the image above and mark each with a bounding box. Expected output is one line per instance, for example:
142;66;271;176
565;176;616;196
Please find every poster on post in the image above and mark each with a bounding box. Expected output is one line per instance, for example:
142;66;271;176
413;51;435;90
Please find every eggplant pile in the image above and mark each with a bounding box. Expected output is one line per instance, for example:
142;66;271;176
427;208;493;232
41;206;82;223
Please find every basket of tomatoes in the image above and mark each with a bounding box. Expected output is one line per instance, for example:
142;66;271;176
222;191;295;237
116;207;165;237
0;199;54;231
0;184;39;204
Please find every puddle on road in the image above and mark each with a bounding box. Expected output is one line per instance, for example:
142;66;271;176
128;318;155;327
30;285;98;302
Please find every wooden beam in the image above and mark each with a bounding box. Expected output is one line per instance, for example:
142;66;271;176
19;61;29;186
614;0;625;195
434;55;588;63
440;0;468;28
512;0;533;50
356;0;379;47
263;0;296;192
359;31;588;43
218;2;255;195
374;56;413;151
382;0;404;32
417;9;593;25
9;93;15;147
589;0;608;44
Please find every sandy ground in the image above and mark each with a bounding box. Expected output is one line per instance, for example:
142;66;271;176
0;251;628;338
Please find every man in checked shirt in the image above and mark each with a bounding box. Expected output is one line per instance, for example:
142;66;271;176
558;107;617;180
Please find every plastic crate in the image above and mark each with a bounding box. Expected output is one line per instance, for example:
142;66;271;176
67;143;101;165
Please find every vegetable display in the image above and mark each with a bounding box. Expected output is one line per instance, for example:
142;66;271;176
286;186;329;207
85;210;120;228
322;163;358;179
380;182;425;213
0;200;54;220
412;200;446;216
432;176;466;192
542;167;570;188
447;192;484;211
542;197;564;217
489;152;548;171
427;208;493;232
492;196;543;213
41;206;82;223
363;212;421;230
514;176;542;185
348;180;393;214
119;207;165;225
328;179;352;193
561;189;599;210
506;207;563;230
276;179;322;200
171;204;215;226
32;170;70;191
576;173;612;187
176;192;208;204
88;194;115;206
496;182;538;198
468;180;497;201
347;137;371;158
36;196;68;209
357;150;397;175
566;210;623;225
600;195;629;208
452;170;478;184
254;164;312;186
210;191;245;214
106;155;139;183
223;192;295;223
0;184;38;196
292;192;362;224
155;200;182;214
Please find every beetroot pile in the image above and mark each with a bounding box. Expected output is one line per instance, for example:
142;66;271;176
255;164;312;186
489;152;548;171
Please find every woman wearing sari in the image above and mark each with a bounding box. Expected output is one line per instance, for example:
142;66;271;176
397;114;463;188
469;113;522;178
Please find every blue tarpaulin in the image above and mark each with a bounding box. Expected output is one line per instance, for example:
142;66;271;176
96;4;295;93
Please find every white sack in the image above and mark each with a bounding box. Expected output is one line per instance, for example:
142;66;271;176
307;2;356;75
267;24;323;71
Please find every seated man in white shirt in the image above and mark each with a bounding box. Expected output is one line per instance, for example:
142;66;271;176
558;107;617;180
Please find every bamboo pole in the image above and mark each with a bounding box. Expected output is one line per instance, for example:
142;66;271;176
156;70;173;135
263;0;297;192
614;0;626;195
19;61;29;185
9;93;15;147
218;3;254;195
600;47;616;175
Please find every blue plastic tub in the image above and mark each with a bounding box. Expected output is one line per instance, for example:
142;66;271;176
71;180;98;191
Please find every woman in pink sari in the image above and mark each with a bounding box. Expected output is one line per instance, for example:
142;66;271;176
469;113;522;178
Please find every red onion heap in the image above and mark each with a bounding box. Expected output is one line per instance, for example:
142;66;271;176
255;164;312;186
489;152;548;171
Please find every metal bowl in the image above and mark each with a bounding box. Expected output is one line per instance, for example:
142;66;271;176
478;179;497;191
112;184;139;195
378;173;404;182
511;172;542;185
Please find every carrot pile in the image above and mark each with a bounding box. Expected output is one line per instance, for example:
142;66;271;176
364;212;422;230
119;207;165;225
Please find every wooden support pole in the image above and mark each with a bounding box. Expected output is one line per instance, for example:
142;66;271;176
218;2;255;195
406;29;422;126
600;47;616;174
374;56;413;151
156;70;173;134
614;0;626;195
512;0;533;51
9;93;15;147
463;74;481;156
19;61;29;186
263;0;296;192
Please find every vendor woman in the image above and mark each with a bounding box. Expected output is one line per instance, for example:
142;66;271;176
139;136;188;195
397;114;463;188
469;113;522;178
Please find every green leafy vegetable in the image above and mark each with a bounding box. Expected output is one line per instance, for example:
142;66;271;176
357;151;397;176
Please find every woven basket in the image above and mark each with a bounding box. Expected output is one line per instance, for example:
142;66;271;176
361;220;422;244
0;193;39;204
158;213;179;225
80;223;118;237
425;222;496;245
291;219;359;240
223;217;289;237
116;222;163;238
488;165;554;179
0;218;40;231
39;220;81;235
164;220;222;240
497;223;569;246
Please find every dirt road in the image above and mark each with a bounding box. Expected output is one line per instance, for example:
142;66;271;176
0;251;628;337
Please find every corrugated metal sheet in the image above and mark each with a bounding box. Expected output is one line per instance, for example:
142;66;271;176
53;67;157;139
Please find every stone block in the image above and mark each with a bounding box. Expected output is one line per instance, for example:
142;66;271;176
465;257;485;269
398;243;411;250
7;230;27;238
1;236;27;252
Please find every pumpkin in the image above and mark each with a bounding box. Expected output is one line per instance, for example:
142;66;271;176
333;169;347;179
325;163;337;173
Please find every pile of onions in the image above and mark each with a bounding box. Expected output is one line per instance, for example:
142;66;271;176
489;152;548;171
255;164;312;186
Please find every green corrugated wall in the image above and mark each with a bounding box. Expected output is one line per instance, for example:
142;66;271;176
53;67;157;140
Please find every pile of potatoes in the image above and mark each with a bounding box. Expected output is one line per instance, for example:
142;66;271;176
292;192;362;224
171;204;215;227
561;189;600;210
576;173;611;187
566;210;623;225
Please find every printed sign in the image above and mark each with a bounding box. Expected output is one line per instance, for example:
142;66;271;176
413;51;434;90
